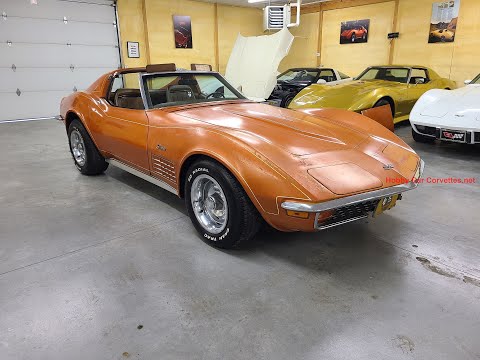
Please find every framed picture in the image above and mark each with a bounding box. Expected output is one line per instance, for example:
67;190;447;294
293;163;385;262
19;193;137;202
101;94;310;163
127;41;140;58
173;15;193;49
428;0;460;43
340;19;370;44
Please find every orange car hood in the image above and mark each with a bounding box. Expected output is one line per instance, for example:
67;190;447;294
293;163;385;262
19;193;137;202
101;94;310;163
176;102;369;156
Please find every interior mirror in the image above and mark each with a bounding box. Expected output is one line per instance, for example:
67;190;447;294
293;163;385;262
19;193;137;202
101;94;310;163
317;79;327;84
464;79;472;85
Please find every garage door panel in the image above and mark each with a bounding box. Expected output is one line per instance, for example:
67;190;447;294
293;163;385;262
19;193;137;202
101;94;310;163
1;0;115;23
0;91;67;120
0;68;111;93
0;43;119;68
0;43;71;67
0;18;117;46
0;0;120;120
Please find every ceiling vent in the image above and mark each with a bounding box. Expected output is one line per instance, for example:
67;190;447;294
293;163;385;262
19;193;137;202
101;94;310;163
263;1;301;31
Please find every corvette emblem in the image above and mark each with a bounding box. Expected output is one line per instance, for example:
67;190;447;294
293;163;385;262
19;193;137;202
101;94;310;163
383;164;394;170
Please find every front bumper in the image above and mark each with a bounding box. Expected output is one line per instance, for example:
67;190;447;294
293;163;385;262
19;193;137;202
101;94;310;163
280;160;424;230
412;124;480;144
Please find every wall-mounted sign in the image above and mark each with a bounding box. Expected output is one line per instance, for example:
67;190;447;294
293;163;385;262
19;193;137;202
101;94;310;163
127;41;140;58
340;19;370;44
173;15;193;49
429;0;460;43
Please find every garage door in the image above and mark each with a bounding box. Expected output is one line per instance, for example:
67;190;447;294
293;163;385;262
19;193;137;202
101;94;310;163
0;0;121;121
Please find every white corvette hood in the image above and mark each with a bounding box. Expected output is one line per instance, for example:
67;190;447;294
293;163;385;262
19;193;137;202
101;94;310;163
419;86;480;118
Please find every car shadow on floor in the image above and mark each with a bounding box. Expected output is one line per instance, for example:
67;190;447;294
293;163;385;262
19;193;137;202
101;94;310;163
104;165;188;217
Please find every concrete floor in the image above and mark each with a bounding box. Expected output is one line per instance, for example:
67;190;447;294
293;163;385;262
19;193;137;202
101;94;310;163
0;119;479;360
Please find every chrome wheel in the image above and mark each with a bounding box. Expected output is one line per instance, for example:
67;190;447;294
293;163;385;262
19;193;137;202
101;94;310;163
70;129;86;166
190;174;228;234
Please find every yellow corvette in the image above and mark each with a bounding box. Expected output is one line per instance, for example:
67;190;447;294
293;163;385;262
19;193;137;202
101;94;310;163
289;66;456;123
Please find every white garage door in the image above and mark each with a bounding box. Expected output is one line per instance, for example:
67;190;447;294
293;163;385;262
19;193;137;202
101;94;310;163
0;0;121;121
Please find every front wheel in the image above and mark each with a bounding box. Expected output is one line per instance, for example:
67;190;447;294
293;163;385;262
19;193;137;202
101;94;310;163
351;34;356;42
68;119;108;175
185;159;261;249
373;98;394;117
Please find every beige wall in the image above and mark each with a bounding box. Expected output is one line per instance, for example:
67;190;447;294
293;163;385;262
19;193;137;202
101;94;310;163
217;4;264;74
279;13;320;72
117;0;480;85
393;0;480;85
320;2;396;78
117;0;263;74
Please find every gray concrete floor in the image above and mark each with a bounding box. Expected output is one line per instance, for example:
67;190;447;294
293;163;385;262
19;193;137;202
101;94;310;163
0;119;479;360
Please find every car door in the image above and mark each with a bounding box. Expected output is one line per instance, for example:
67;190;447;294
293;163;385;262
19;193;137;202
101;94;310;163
406;68;433;115
90;73;149;172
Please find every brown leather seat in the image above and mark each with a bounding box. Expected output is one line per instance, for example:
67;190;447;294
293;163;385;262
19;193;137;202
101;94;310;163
114;89;144;110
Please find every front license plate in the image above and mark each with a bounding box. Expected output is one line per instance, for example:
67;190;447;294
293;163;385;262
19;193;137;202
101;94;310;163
441;129;466;142
373;194;399;217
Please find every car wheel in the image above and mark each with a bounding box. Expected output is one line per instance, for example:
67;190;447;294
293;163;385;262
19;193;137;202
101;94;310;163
373;98;394;117
412;128;435;143
281;94;295;108
363;33;367;40
68;119;108;175
441;35;446;42
351;34;356;42
185;159;261;249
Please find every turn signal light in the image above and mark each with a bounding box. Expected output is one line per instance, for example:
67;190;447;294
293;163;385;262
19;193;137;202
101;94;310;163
286;210;309;219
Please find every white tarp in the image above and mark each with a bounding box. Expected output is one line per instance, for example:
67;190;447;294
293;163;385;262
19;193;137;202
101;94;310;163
225;28;294;101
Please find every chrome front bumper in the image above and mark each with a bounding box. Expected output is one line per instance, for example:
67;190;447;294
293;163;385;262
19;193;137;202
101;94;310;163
281;159;424;229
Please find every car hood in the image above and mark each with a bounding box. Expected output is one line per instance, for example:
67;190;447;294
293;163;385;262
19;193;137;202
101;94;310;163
419;86;480;118
176;102;369;157
289;80;403;109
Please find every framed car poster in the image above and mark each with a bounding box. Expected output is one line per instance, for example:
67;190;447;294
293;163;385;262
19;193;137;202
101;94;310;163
340;19;370;44
428;0;460;43
173;15;193;49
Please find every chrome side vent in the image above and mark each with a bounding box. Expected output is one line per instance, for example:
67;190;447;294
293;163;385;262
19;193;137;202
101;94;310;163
152;155;176;184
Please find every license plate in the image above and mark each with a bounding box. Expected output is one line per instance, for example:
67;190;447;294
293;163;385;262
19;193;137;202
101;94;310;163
441;129;466;142
373;194;399;217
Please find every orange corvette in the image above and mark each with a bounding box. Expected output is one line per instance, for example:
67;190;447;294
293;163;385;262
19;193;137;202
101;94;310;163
60;64;424;249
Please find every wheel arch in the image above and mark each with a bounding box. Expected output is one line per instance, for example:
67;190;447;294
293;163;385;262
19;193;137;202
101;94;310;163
374;95;395;116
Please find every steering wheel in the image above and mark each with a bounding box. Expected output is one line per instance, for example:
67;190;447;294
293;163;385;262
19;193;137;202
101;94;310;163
206;92;225;99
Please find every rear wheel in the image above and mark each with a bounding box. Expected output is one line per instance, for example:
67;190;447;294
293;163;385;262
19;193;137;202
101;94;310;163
185;159;261;249
412;128;435;143
68;119;108;175
351;33;356;42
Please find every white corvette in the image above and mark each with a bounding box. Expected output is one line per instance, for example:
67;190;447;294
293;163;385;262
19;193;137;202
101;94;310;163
410;74;480;144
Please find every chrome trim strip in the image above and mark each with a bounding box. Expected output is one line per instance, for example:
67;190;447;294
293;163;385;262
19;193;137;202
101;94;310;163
282;180;418;213
0;117;58;124
315;214;368;230
107;159;178;195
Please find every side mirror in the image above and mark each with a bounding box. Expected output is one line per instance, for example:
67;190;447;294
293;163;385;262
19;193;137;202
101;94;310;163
464;79;472;85
317;79;327;84
415;78;425;85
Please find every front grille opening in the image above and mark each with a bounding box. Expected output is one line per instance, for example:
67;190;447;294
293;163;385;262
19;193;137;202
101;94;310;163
318;199;378;227
416;125;436;136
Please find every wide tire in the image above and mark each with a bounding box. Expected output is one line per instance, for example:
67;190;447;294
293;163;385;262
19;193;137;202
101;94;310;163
374;98;394;117
412;128;435;143
185;159;261;249
68;119;108;175
351;34;356;42
281;94;295;108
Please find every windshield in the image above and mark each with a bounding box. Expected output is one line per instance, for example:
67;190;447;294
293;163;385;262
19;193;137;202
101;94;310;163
470;74;480;85
356;67;410;83
278;69;319;82
143;72;245;109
